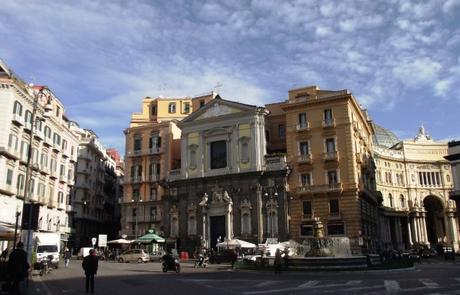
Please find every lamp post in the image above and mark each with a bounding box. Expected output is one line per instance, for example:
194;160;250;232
199;193;208;249
264;190;278;239
131;198;142;239
19;85;52;265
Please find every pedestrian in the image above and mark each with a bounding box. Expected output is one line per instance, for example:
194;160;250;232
82;249;99;293
274;249;282;275
0;248;8;262
7;241;30;295
283;247;289;270
64;247;71;268
231;250;238;269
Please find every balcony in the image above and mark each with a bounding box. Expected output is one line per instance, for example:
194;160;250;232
59;174;66;183
77;167;91;175
43;137;52;147
52;143;61;152
0;184;16;196
322;119;336;128
0;146;20;160
265;155;288;171
38;196;47;205
49;170;58;179
298;153;312;164
296;122;310;131
57;202;66;211
302;213;314;220
296;183;343;194
48;200;58;208
40;166;50;175
24;121;32;131
148;147;162;155
12;113;23;125
149;175;160;182
168;169;181;181
327;182;343;192
28;192;39;202
127;149;143;157
323;151;339;161
34;129;44;140
297;185;312;194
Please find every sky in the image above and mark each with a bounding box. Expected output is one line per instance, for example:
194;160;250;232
1;0;460;155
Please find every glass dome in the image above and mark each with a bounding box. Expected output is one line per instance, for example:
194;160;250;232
373;124;400;148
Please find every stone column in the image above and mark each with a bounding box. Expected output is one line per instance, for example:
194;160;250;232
225;202;233;241
414;214;421;244
407;217;413;246
420;211;428;244
447;211;459;252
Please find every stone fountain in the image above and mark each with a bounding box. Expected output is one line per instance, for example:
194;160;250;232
301;218;351;257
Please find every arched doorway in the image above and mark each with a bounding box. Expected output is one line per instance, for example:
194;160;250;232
423;196;445;245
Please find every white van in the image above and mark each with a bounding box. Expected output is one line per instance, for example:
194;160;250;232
35;232;60;268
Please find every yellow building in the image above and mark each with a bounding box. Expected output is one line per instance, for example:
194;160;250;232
280;86;379;254
122;93;215;239
374;125;458;252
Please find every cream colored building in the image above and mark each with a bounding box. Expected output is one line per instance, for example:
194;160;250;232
0;60;78;252
446;141;460;222
122;93;215;240
281;86;379;254
69;124;120;249
374;125;459;252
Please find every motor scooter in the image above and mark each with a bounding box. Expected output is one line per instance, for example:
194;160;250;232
162;255;180;273
194;254;208;268
37;255;53;276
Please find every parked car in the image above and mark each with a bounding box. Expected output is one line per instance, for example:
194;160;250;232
444;247;455;260
118;249;149;263
420;248;438;258
149;251;165;262
401;250;421;262
209;249;235;264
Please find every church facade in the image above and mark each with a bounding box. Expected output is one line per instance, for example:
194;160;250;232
164;97;290;252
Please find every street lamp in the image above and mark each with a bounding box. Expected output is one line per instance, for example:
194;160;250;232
199;193;208;249
19;84;53;265
131;198;142;239
264;190;278;239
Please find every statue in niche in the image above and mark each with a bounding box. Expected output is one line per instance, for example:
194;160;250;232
212;191;223;203
199;193;208;207
223;191;232;204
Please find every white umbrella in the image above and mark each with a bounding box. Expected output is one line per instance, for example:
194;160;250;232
0;224;17;240
216;239;257;249
107;238;132;244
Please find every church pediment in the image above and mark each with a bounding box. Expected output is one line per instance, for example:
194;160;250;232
180;96;259;125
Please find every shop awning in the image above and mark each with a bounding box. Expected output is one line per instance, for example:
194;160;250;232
133;233;165;244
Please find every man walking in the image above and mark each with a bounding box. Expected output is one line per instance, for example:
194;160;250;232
7;242;30;295
64;247;71;268
82;249;98;293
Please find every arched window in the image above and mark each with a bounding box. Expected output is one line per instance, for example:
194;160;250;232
241;213;251;235
241;141;249;163
389;193;393;208
187;215;196;236
13;101;23;116
400;194;405;208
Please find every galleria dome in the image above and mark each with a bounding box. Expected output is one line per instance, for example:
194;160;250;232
372;124;400;148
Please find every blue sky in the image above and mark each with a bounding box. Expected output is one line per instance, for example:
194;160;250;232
1;0;459;155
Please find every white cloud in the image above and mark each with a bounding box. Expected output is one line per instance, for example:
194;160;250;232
315;25;333;36
393;58;442;87
442;0;460;13
435;79;453;96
